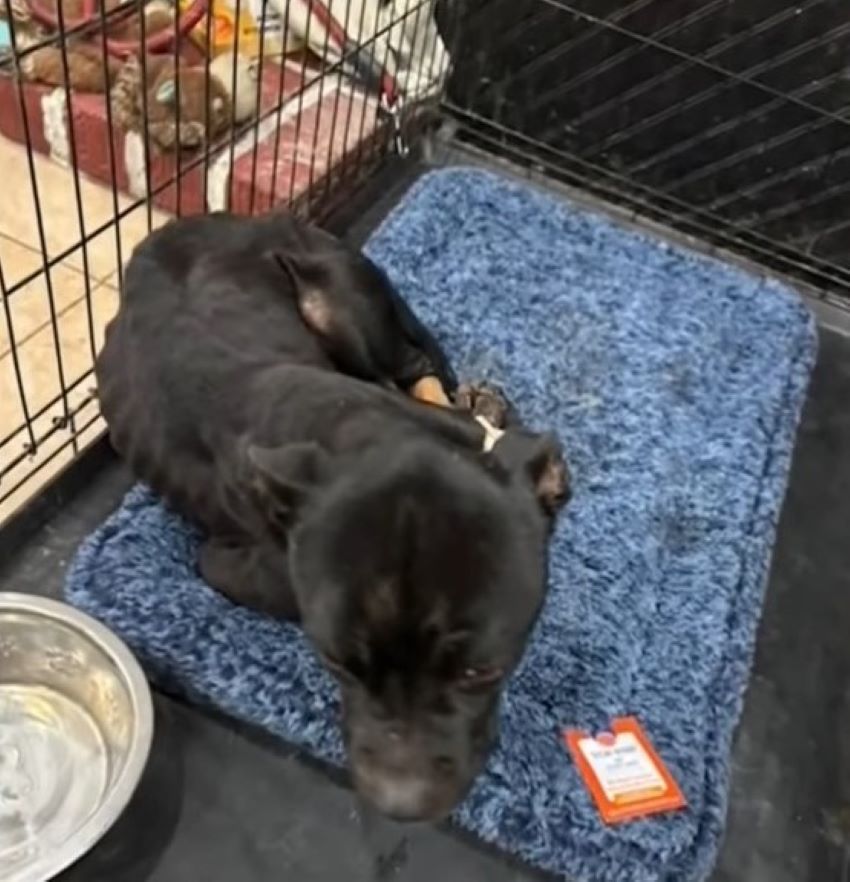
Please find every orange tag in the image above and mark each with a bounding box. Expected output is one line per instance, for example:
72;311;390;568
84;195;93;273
564;716;686;824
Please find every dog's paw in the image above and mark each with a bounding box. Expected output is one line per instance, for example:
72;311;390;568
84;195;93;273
454;381;514;429
537;444;571;516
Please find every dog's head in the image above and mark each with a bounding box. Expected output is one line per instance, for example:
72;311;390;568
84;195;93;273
246;431;569;821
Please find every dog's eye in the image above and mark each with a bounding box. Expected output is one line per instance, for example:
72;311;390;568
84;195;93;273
457;666;503;691
321;654;358;685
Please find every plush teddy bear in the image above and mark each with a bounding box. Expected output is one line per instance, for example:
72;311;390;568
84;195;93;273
110;48;258;150
19;42;118;92
110;51;232;150
2;0;174;93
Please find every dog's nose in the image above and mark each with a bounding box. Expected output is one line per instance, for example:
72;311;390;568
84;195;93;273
366;774;433;821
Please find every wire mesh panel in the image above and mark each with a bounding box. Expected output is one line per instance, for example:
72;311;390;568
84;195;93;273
0;0;449;521
6;0;847;523
444;0;850;305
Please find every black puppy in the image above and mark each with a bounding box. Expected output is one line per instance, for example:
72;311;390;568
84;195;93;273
96;211;570;822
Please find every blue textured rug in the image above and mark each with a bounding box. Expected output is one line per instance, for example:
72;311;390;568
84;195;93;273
66;168;816;882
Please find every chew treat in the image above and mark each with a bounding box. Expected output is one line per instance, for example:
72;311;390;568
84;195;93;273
410;375;452;407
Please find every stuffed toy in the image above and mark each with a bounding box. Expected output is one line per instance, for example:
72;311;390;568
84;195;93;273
1;0;175;93
110;51;232;150
20;41;121;91
209;50;258;123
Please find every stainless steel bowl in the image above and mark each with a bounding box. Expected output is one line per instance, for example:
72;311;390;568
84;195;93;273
0;592;153;882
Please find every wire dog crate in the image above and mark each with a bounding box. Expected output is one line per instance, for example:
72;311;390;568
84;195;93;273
445;0;850;304
0;0;847;525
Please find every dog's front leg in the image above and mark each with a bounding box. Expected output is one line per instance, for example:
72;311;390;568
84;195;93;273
198;537;300;620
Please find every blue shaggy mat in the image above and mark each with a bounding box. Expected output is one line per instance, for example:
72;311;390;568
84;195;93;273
66;168;816;882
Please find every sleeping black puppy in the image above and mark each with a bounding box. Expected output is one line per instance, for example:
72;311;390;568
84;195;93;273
96;211;570;822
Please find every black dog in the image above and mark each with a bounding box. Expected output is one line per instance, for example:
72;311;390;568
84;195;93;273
96;211;570;822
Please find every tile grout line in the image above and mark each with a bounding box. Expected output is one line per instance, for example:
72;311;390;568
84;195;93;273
0;230;121;289
0;278;118;361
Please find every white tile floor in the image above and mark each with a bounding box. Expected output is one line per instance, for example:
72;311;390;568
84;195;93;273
0;136;169;523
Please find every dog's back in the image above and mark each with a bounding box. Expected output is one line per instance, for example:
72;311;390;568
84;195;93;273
96;213;338;531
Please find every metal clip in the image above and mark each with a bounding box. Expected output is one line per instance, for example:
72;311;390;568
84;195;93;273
381;93;409;157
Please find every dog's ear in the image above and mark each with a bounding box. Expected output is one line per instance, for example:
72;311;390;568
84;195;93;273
244;441;330;531
269;251;335;338
271;250;325;288
489;430;571;517
269;250;386;383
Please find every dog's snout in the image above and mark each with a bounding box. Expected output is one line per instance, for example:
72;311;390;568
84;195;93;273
386;723;404;742
353;726;407;768
351;733;464;821
363;773;433;822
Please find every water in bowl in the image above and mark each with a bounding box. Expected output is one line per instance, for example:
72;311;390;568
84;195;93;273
0;683;108;875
